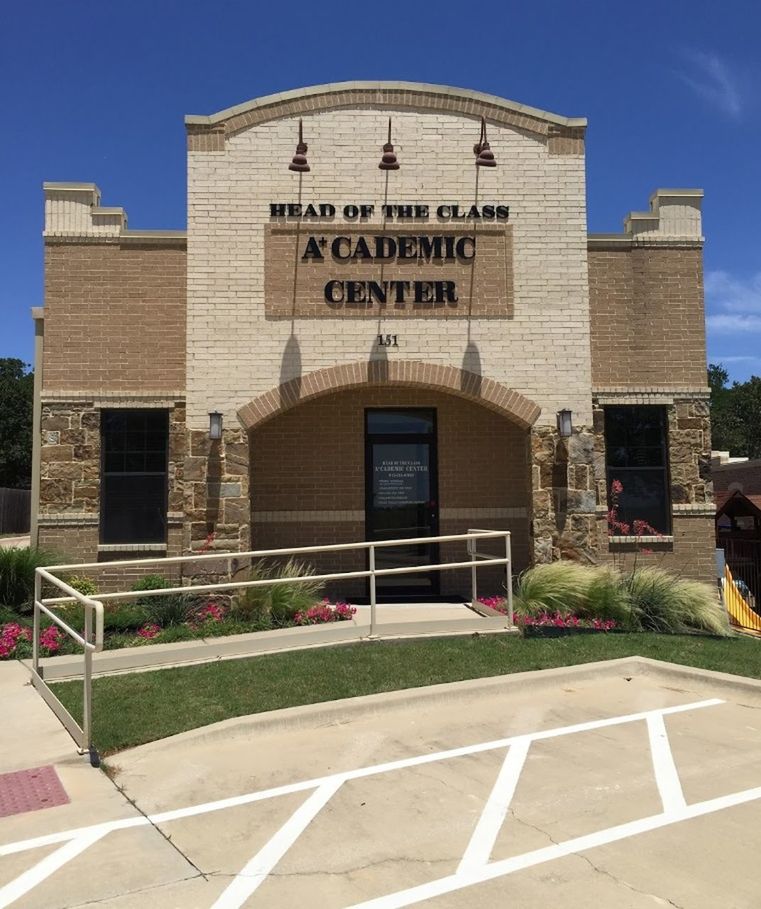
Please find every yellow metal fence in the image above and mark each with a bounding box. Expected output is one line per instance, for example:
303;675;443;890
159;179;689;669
723;564;761;633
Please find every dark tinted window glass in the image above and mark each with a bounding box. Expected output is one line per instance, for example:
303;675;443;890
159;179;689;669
366;409;434;435
604;406;671;536
101;410;168;544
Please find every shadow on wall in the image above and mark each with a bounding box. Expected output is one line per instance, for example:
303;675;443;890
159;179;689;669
206;439;222;533
461;340;483;396
279;333;302;408
367;333;389;383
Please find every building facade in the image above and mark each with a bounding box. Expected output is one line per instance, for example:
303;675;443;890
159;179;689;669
32;82;715;593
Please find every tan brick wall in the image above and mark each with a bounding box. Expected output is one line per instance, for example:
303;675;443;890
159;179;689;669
595;514;716;586
187;107;592;431
588;247;706;388
43;242;186;393
250;387;531;596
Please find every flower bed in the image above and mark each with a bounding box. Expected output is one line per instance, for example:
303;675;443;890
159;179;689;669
0;597;358;660
478;596;618;636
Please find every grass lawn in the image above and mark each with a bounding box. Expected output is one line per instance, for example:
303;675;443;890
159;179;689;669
52;632;761;755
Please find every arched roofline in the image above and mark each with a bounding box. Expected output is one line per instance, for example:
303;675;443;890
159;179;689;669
186;81;586;142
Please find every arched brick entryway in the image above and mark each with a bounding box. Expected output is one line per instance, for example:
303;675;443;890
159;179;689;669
237;361;541;431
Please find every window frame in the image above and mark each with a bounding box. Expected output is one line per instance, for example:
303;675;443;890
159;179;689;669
603;405;672;537
99;409;170;545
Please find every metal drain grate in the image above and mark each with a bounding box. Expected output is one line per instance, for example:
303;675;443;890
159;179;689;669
0;765;69;818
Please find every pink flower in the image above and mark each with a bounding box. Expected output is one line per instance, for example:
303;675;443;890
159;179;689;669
136;623;160;640
196;602;226;623
611;479;623;495
294;601;357;626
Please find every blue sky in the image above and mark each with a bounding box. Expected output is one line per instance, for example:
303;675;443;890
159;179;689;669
2;0;759;380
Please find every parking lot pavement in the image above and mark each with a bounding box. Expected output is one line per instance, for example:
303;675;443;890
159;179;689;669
3;657;761;908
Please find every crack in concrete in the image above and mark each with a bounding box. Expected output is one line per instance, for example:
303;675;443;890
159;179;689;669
59;872;204;909
104;776;209;881
204;854;456;881
508;809;685;908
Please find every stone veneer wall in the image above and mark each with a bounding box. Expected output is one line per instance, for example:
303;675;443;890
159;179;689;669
184;427;251;555
37;401;187;579
530;424;598;564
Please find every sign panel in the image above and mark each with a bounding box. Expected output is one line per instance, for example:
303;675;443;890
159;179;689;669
264;223;513;319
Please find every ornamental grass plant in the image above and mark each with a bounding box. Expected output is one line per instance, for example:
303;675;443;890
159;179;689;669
512;561;729;636
232;558;325;627
0;546;57;614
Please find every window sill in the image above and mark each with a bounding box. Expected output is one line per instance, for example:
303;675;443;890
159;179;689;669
97;543;168;553
608;535;674;545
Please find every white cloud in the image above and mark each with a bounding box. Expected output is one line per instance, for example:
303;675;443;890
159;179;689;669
706;313;761;333
676;50;742;119
709;355;761;364
705;270;761;313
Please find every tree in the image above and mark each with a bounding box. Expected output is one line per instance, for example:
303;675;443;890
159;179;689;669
708;363;761;458
0;359;33;488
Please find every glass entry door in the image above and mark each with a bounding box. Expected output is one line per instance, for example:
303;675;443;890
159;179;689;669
365;409;439;596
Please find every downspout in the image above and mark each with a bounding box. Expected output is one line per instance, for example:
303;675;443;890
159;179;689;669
30;307;44;548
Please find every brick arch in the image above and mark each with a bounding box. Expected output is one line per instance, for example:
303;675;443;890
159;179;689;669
237;361;541;431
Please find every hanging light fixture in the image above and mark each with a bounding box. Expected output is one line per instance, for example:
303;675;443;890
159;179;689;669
378;118;399;170
208;411;223;440
473;116;497;168
556;409;573;438
288;119;310;173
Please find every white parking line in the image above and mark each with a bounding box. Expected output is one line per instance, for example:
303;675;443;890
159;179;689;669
457;736;531;873
0;828;107;909
345;784;761;909
210;779;344;909
647;712;687;813
0;697;727;908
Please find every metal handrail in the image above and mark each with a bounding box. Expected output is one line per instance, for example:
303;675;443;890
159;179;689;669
31;529;512;763
31;568;105;765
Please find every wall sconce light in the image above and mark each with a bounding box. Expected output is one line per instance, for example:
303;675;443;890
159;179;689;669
288;119;310;173
556;409;573;438
209;411;223;440
473;116;497;168
378;118;400;170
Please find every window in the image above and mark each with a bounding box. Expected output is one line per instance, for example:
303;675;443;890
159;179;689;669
100;410;168;544
604;406;671;536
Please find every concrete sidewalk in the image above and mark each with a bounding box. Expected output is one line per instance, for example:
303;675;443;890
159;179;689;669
0;661;198;907
34;601;514;681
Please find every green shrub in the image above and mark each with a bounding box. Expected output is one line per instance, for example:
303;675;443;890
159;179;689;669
232;558;324;627
132;574;172;592
0;547;57;613
64;575;98;598
143;594;199;628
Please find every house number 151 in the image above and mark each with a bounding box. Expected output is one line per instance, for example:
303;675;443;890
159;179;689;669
377;334;399;347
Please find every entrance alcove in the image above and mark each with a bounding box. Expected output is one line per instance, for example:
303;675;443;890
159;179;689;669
238;361;539;601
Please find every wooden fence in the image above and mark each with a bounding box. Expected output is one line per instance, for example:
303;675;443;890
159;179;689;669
0;487;31;534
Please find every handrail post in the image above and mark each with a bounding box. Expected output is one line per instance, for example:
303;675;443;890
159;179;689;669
505;532;513;626
82;605;93;758
468;534;478;610
369;543;377;638
33;570;41;675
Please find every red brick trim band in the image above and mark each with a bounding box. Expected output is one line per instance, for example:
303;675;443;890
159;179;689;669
237;360;541;430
